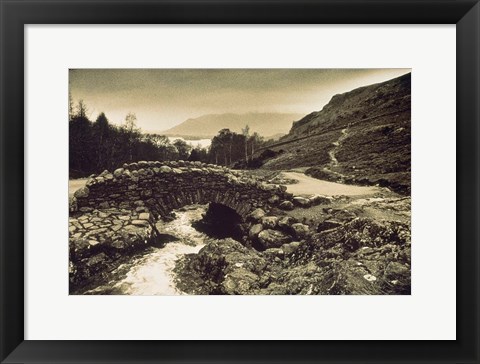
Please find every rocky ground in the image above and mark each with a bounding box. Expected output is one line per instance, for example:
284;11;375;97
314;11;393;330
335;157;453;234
174;171;411;295
69;167;411;295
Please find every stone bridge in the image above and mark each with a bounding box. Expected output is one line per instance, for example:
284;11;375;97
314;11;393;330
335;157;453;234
69;160;291;291
72;160;290;219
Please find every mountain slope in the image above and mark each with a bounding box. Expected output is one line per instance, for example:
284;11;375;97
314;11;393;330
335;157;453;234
257;73;411;194
160;112;302;139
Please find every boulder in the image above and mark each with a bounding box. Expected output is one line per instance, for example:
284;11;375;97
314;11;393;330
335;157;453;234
279;200;294;211
74;186;90;199
248;208;266;222
293;196;311;208
263;248;285;258
257;229;292;249
281;241;302;255
268;195;280;204
309;195;333;206
291;223;309;239
277;216;297;230
222;268;260;295
248;224;263;238
261;216;278;229
173;238;268;294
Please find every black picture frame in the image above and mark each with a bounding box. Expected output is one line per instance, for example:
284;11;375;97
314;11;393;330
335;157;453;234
1;0;479;363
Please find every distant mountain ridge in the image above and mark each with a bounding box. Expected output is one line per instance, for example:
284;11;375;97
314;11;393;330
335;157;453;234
160;112;303;139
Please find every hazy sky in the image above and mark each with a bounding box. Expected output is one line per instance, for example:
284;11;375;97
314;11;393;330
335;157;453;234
69;68;410;132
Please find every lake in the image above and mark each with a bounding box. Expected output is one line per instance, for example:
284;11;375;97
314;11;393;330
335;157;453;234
168;137;211;149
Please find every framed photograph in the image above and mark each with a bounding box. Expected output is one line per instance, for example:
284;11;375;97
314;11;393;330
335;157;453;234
1;0;478;363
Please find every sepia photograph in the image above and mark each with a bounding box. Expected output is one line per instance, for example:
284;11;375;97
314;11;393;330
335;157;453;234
68;69;411;295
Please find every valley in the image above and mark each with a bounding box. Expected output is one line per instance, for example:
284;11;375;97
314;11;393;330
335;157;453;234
69;70;411;295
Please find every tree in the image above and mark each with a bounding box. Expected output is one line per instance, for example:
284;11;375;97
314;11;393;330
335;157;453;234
188;145;208;162
92;113;111;169
209;129;249;166
69;104;93;174
147;133;169;148
68;92;74;121
173;139;192;160
242;124;250;166
209;137;221;165
249;132;263;160
122;112;140;161
76;99;88;118
217;129;234;165
124;112;137;132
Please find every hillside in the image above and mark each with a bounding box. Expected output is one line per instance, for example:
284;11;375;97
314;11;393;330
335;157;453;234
160;112;302;139
256;73;411;194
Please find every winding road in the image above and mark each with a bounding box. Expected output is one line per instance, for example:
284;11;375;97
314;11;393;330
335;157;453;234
280;171;381;196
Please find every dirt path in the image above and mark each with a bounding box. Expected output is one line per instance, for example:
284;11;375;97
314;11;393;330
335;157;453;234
323;126;350;180
280;171;381;196
328;127;348;166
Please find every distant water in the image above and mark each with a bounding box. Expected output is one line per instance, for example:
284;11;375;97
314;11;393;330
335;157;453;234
168;137;211;149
